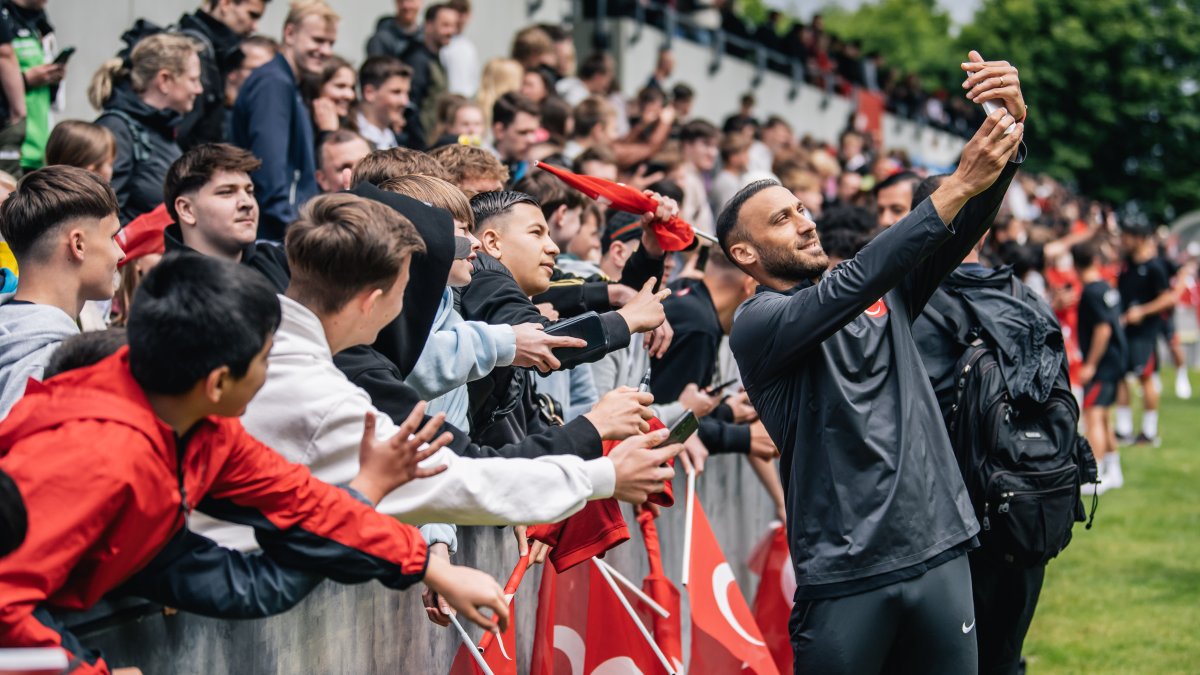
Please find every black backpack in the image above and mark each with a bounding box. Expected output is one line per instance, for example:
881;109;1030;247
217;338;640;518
927;283;1098;567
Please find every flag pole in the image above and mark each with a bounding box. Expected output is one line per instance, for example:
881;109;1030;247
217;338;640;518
681;467;696;586
596;558;670;619
592;557;677;675
449;612;494;675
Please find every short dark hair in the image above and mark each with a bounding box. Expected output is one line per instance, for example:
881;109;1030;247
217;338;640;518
719;134;752;163
316;128;369;167
911;174;947;210
646;178;684;204
359;55;411;92
573;97;611;139
820;228;870;260
0;166;118;261
539;96;571;144
873;170;921;197
513;170;585;220
44;327;128;379
817;205;875;235
574;145;616;173
128;253;281;395
492;92;539;129
680;119;719;144
578;53;611;80
470;190;541;231
716;178;780;260
164;144;262;223
671;83;694;102
285;193;426;314
424;2;456;24
637;87;666;107
1071;241;1099;271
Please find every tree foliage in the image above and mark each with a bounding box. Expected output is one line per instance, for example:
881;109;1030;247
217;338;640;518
956;0;1200;223
821;0;960;91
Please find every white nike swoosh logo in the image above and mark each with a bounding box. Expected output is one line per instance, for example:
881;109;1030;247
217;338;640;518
962;620;975;634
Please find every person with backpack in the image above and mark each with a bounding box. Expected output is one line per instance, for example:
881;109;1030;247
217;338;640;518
89;33;203;224
174;0;270;149
721;53;1025;674
911;176;1097;675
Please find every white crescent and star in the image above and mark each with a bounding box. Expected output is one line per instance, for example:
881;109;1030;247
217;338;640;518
553;625;585;675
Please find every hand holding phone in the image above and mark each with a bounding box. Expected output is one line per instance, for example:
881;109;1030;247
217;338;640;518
53;47;75;66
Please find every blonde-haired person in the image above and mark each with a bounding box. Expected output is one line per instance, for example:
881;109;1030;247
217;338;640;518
90;33;203;224
475;58;523;130
232;0;339;241
45;120;117;183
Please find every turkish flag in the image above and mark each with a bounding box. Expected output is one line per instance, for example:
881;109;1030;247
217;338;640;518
687;495;780;675
530;560;591;675
636;507;684;673
527;419;672;572
535;161;696;251
448;556;529;675
748;524;796;674
584;561;670;674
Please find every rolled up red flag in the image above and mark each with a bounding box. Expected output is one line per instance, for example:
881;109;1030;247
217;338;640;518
116;203;171;266
534;160;696;251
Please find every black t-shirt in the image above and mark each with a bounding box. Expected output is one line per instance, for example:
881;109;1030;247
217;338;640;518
1078;280;1128;380
1117;256;1172;339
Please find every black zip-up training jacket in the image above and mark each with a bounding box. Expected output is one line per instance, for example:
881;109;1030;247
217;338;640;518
731;149;1022;600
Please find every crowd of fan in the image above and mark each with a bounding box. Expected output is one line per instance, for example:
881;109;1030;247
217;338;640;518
0;0;1189;672
590;0;988;136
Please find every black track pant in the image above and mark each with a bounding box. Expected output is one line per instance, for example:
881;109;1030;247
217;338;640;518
969;553;1046;675
789;554;978;675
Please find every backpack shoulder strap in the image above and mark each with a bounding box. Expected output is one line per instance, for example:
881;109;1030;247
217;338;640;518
98;109;151;164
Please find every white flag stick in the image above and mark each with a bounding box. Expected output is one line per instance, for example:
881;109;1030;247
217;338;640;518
592;557;676;675
681;467;696;586
448;612;494;675
597;558;670;619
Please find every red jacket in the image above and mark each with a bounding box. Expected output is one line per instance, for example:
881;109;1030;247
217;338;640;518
0;348;428;673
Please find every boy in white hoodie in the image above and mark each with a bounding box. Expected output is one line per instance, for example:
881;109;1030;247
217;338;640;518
0;166;124;417
195;192;680;551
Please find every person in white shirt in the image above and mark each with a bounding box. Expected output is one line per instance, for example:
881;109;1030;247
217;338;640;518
195;192;680;551
441;0;480;98
356;56;412;151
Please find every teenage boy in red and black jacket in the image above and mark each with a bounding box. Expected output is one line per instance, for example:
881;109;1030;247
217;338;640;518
0;253;510;674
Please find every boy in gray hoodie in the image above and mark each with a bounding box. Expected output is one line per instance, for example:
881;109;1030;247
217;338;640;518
0;166;124;417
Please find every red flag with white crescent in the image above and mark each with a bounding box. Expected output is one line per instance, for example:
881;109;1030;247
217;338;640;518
687;494;780;675
748;524;795;674
448;557;529;675
583;562;670;674
531;560;591;675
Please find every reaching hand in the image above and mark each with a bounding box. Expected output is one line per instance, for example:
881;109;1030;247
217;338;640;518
726;390;759;423
423;555;510;633
616;277;671;334
511;322;586;372
349;404;452;505
608;429;684;503
584;386;655;440
678;383;719;418
932;106;1024;223
748;420;780;460
642;317;674;358
312;97;341;133
24;63;65;87
960;51;1026;126
607;283;638;308
422;543;453;627
680;434;709;474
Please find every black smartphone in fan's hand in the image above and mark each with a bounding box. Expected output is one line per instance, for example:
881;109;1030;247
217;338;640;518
658;410;699;447
53;47;75;66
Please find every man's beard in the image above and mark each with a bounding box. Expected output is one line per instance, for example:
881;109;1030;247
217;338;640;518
758;243;828;286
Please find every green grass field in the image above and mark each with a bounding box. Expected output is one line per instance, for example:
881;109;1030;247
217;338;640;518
1022;369;1200;674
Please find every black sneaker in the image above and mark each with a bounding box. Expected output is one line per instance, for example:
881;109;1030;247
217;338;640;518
1134;433;1161;447
1116;433;1136;446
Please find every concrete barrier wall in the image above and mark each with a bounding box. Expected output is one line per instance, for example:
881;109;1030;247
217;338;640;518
85;457;780;673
